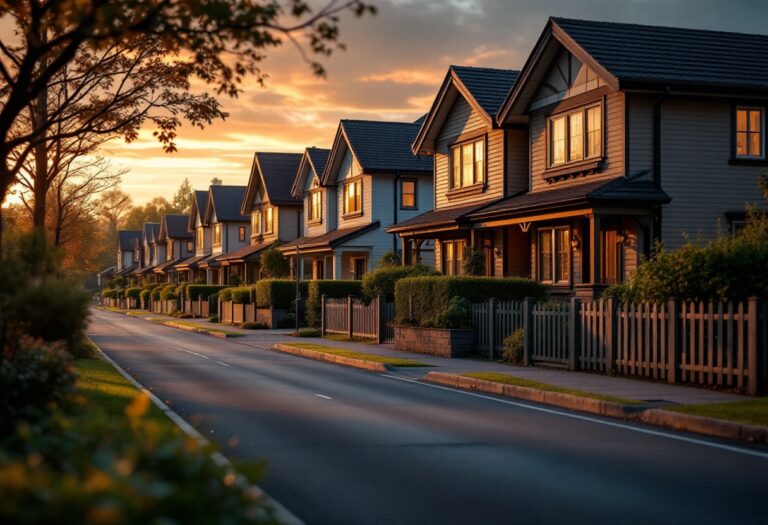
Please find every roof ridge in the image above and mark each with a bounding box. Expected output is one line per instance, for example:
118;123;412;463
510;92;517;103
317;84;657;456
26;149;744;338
341;118;419;125
451;64;520;73
552;16;768;39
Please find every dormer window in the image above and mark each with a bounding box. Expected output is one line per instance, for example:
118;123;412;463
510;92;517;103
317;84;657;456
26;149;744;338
213;223;222;246
735;107;764;159
548;104;602;168
309;190;322;222
343;179;362;215
450;138;484;189
252;210;261;235
196;228;204;249
265;206;274;233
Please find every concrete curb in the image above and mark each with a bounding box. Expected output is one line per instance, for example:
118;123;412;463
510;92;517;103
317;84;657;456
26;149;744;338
91;339;304;525
273;343;391;373
639;409;768;444
95;307;242;339
426;372;642;418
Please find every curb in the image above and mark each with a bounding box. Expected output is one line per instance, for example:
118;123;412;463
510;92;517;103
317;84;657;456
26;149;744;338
425;372;642;418
152;319;243;339
639;409;768;444
91;340;304;525
272;343;391;372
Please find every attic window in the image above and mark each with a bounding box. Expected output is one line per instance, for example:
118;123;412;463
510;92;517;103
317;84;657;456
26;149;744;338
735;107;764;159
309;190;322;221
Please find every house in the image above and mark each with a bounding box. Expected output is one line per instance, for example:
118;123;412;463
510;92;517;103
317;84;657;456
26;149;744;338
198;185;250;284
280;120;434;279
153;214;195;283
392;18;768;298
115;230;140;276
136;222;160;283
216;152;303;282
175;190;211;283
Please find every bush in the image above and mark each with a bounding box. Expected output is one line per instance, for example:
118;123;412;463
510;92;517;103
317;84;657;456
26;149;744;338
175;283;188;297
502;329;525;364
110;275;125;288
102;288;117;299
187;284;227;300
150;286;164;300
208;314;219;323
218;288;233;302
462;247;485;276
254;280;308;309
394;276;548;328
376;250;401;268
0;336;76;437
140;289;152;302
361;264;438;301
239;322;268;330
306;280;363;327
260;245;290;278
159;284;177;301
125;286;142;299
230;287;253;304
435;297;472;329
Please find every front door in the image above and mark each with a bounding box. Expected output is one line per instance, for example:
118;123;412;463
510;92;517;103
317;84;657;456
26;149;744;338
353;258;367;280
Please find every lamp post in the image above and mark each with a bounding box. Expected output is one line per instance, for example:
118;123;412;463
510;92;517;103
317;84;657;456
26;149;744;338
295;245;301;332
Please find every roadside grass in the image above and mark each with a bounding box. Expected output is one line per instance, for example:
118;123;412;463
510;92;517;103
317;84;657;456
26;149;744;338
288;328;322;337
462;372;644;406
323;334;379;344
146;317;244;337
668;398;768;427
282;342;431;367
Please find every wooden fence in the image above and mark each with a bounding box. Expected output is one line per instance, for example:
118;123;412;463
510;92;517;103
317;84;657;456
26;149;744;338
321;295;395;343
468;297;768;395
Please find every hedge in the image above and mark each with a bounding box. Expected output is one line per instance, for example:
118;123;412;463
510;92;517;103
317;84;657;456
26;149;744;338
102;289;117;299
218;288;233;302
230;287;253;304
125;287;142;299
254;280;308;309
306;280;363;327
394;276;548;328
159;284;177;301
186;285;227;300
361;264;438;301
140;289;152;302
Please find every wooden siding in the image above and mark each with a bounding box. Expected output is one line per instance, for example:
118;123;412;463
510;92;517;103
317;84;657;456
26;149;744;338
505;128;529;196
334;150;372;229
530;91;625;192
627;95;655;180
304;188;328;237
659;98;766;250
277;207;301;242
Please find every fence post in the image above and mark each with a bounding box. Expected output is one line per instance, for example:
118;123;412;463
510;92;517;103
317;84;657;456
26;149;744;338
606;298;616;374
488;297;496;360
667;298;679;384
568;297;581;371
747;297;759;395
523;297;534;366
321;294;327;336
347;295;354;339
376;295;383;345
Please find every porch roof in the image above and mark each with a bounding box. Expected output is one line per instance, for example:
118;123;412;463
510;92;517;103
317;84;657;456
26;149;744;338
154;257;187;274
197;252;222;269
115;264;137;276
174;254;207;270
216;242;271;264
466;177;670;221
386;200;500;234
278;221;380;252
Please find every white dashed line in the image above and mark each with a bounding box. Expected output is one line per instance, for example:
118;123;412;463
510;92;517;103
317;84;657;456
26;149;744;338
177;348;211;360
216;360;230;367
314;394;332;400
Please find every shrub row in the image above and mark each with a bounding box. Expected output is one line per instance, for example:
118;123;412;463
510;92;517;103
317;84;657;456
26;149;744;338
361;264;438;301
186;284;228;300
125;286;142;299
255;280;308;309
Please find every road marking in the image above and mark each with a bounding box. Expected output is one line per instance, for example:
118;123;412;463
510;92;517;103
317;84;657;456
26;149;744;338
314;394;332;400
216;360;230;367
242;343;269;350
177;348;211;360
381;374;768;460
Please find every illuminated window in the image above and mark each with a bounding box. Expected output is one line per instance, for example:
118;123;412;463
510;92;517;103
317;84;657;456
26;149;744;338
197;228;204;249
400;179;416;209
238;226;246;241
450;138;484;189
309;190;322;221
168;240;174;258
548;104;602;167
265;207;274;233
442;239;465;276
736;107;764;158
186;240;193;252
252;210;261;235
537;227;570;284
344;180;362;215
213;223;222;246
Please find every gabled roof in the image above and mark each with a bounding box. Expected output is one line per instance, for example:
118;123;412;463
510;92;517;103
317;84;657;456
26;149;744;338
188;190;209;231
118;230;141;251
159;214;193;240
205;185;249;223
291;147;331;197
278;222;380;252
412;65;520;155
498;17;768;122
242;152;303;214
322;120;433;184
142;223;160;245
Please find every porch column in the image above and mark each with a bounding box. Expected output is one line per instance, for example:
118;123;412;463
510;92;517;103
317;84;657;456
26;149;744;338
401;236;412;266
333;252;343;280
589;214;601;284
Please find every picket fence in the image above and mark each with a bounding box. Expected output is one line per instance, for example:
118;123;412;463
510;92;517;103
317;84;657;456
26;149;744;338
321;295;395;343
469;297;768;395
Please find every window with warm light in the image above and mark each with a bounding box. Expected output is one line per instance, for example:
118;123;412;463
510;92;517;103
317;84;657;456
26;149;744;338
344;179;362;215
548;104;602;167
265;206;274;233
450;138;484;189
736;107;764;158
538;227;570;284
442;239;465;276
197;228;204;249
238;226;246;241
167;240;174;259
309;190;322;221
400;179;417;209
186;240;193;252
213;223;222;246
252;210;261;235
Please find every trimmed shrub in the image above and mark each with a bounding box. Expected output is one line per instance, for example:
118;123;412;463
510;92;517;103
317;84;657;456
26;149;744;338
361;264;438;301
239;322;269;330
102;288;117;299
502;329;525;364
116;289;126;299
125;287;142;299
306;280;363;327
260;245;291;278
175;283;188;297
394;276;548;328
159;284;177;301
230;287;253;304
462;247;485;276
150;286;164;301
218;288;233;302
139;289;152;302
254;280;308;309
110;276;125;288
376;250;401;268
187;284;227;300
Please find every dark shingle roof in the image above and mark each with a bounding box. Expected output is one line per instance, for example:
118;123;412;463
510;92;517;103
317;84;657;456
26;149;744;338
451;66;520;116
387;200;499;233
468;177;670;219
143;223;160;242
216;242;271;263
279;222;380;251
118;230;141;251
553;17;768;89
193;191;207;217
306;147;331;177
255;152;303;205
210;185;249;222
164;215;193;239
341;120;433;174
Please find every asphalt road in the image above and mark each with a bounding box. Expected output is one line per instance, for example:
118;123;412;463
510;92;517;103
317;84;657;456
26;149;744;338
88;309;768;525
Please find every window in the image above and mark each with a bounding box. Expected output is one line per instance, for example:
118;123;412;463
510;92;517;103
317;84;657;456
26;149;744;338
309;190;322;221
548;104;602;167
213;223;222;246
168;240;174;258
736;107;764;158
186;240;193;252
442;239;465;276
252;210;261;236
352;258;367;280
264;207;274;233
344;179;362;215
238;226;246;242
450;138;484;189
400;179;416;209
537;227;570;284
196;228;204;249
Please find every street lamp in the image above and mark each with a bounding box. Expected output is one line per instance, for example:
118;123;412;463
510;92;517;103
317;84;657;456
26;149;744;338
295;245;301;332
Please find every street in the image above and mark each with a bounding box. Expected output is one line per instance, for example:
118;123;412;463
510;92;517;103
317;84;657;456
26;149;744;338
88;309;768;525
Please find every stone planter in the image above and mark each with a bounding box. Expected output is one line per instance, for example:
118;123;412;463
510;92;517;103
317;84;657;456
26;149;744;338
393;325;475;358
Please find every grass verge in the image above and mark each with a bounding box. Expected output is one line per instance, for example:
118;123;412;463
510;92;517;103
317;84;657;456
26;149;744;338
282;342;431;367
668;398;768;427
462;372;643;405
146;318;243;337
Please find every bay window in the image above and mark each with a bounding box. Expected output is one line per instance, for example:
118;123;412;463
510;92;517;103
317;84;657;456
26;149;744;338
450;138;484;189
548;104;602;167
537;227;570;285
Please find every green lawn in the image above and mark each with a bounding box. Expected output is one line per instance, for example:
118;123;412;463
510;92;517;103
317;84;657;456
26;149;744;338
282;342;431;367
669;398;768;427
462;372;643;405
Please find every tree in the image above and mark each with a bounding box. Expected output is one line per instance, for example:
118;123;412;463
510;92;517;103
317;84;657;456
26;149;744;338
0;0;376;215
462;247;485;276
122;197;179;230
260;245;290;278
173;178;194;214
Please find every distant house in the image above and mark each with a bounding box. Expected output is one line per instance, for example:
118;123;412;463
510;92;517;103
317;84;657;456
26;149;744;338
280;120;433;279
392;17;768;298
217;152;303;282
175;190;211;283
199;185;250;285
136;222;160;283
153;214;194;283
115;230;140;276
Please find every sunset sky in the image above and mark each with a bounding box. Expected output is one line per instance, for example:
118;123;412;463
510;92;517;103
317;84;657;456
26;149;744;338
105;0;768;204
